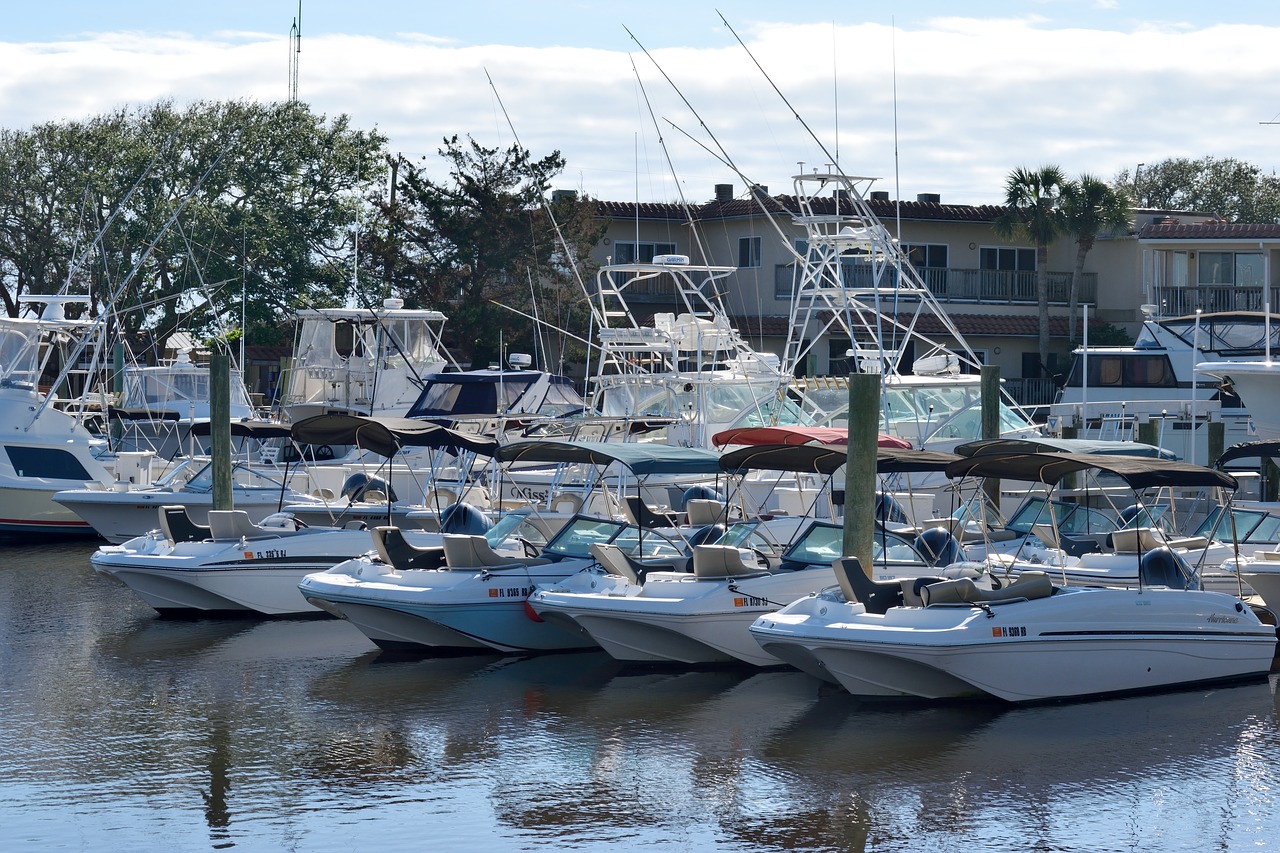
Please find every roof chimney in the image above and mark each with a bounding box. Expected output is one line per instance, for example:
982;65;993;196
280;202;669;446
551;189;577;203
715;183;734;203
870;191;889;201
916;193;941;204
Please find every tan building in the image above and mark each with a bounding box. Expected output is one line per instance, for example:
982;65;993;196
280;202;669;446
590;183;1241;407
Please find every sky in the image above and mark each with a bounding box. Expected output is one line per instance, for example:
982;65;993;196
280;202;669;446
3;1;1280;207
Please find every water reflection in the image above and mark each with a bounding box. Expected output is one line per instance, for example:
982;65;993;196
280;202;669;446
3;539;1280;852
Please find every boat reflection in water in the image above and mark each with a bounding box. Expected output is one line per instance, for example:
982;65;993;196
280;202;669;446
3;539;1280;852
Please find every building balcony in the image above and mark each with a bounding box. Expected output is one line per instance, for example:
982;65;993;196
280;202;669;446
774;265;1096;305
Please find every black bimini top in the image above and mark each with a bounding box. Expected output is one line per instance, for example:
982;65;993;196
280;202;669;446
716;444;961;476
945;451;1237;491
289;414;499;458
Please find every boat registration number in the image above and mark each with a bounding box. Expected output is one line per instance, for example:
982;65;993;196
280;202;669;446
489;586;535;598
992;626;1027;637
244;549;287;559
733;596;768;607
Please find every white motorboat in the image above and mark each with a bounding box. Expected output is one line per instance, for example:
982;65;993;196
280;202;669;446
750;557;1276;703
297;440;727;653
528;444;968;667
55;425;318;544
300;512;689;653
89;497;505;616
0;299;114;535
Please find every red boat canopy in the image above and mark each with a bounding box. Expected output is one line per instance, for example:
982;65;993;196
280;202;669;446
712;425;911;449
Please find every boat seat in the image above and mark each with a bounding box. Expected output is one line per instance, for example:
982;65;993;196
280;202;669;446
623;495;681;529
1255;551;1280;562
1167;535;1210;551
590;543;688;583
922;570;1054;606
1030;523;1101;558
832;557;903;614
1110;527;1167;554
685;498;728;526
372;526;446;571
159;505;211;543
691;544;767;579
899;575;946;607
548;492;583;514
441;534;550;570
207;510;271;541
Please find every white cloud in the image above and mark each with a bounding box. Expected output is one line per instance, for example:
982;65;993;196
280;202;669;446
2;16;1280;206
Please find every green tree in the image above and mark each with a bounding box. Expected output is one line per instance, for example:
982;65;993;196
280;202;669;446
0;100;388;356
993;165;1066;374
372;136;605;369
1058;174;1131;341
1117;156;1280;223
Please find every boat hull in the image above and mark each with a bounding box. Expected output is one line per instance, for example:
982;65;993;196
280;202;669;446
530;567;834;667
752;586;1276;702
90;528;394;615
299;557;598;653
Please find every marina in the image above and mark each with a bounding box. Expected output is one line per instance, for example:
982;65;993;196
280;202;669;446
2;538;1279;852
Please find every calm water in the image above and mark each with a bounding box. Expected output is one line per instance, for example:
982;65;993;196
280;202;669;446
2;539;1280;852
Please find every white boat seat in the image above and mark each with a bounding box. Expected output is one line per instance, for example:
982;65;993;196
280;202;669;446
1110;527;1167;553
1255;551;1280;562
372;526;445;571
1030;523;1100;558
548;493;583;514
1167;535;1210;551
692;544;766;579
159;505;211;543
207;510;270;540
590;542;688;583
921;570;1055;606
441;534;550;570
685;498;727;526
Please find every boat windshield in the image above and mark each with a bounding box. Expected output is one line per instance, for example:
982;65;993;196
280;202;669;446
1005;497;1119;536
1194;506;1280;544
182;462;288;493
484;510;551;549
798;382;1032;443
780;521;919;567
540;516;634;560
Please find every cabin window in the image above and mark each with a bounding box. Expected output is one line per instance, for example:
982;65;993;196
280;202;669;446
1065;354;1178;388
903;243;948;269
4;446;93;481
738;236;762;268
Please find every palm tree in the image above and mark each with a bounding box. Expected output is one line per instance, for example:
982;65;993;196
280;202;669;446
993;165;1066;378
1059;175;1132;342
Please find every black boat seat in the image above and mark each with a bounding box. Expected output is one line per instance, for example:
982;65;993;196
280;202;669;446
623;495;682;529
832;556;903;615
372;526;446;571
159;505;211;543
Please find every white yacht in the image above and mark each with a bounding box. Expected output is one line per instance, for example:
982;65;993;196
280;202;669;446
1051;309;1275;459
108;349;258;458
0;300;113;535
280;299;451;421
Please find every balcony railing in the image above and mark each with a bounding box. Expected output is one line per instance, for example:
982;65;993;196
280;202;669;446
775;265;1096;305
1151;285;1280;316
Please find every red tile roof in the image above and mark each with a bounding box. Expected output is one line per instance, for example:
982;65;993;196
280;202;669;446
1139;222;1280;240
